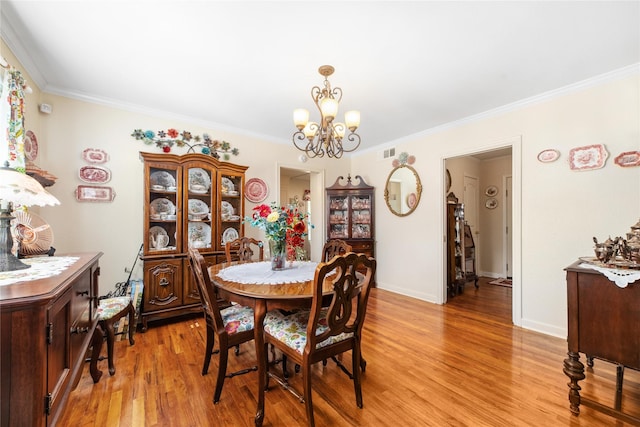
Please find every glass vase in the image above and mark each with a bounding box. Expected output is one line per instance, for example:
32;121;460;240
269;238;287;271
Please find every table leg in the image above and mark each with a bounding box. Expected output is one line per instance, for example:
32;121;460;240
90;324;104;383
563;351;585;415
254;301;267;426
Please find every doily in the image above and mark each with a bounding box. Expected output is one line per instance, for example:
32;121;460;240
579;263;640;288
217;261;317;285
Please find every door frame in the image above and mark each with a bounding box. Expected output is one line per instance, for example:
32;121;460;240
442;135;522;326
276;163;325;262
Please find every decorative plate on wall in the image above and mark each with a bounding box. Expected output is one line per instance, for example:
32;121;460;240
82;148;109;164
24;130;39;161
537;149;560;163
568;144;608;171
79;165;111;183
485;198;498;209
75;185;116;202
485;185;498;197
614;151;640;167
245;178;268;203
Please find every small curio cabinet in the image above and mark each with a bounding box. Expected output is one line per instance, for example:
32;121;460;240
139;152;248;330
325;174;375;260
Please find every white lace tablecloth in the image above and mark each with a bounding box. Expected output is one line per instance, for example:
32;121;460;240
0;256;80;286
579;263;640;288
217;261;318;285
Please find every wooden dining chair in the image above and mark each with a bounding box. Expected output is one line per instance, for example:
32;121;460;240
321;239;352;262
263;252;377;427
187;247;257;403
225;237;264;263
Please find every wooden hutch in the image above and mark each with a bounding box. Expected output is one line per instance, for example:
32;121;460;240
325;174;375;260
139;152;247;330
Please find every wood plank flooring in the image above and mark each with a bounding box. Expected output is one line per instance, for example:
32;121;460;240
58;277;639;426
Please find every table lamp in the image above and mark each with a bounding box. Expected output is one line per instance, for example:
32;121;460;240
0;162;60;272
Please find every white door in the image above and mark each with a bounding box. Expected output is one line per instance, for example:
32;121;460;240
463;175;479;235
505;175;513;278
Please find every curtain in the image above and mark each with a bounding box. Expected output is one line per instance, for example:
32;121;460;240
0;68;26;171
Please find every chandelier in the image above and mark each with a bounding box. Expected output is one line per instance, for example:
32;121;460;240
292;65;361;159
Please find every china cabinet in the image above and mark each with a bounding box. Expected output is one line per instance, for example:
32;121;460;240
325;175;375;259
139;152;247;330
463;224;478;288
447;201;466;297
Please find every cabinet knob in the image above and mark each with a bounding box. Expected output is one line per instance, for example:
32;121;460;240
70;326;90;335
76;290;89;297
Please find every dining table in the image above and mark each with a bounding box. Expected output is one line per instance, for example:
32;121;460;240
208;260;334;426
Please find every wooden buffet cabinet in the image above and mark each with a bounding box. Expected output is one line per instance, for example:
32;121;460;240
325;175;375;260
563;261;640;424
139;152;247;330
0;253;103;427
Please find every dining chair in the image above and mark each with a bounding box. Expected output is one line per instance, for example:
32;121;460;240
321;239;352;262
225;236;264;263
94;296;136;377
263;252;377;427
187;247;257;403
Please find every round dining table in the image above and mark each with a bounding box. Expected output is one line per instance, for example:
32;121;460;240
208;260;333;426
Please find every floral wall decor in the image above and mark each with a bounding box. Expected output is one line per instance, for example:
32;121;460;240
131;128;239;160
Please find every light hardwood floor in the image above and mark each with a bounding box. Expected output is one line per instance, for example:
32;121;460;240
59;278;639;426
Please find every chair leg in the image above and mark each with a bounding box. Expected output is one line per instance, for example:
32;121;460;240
353;346;363;408
213;345;229;403
202;327;215;375
302;362;315;427
103;319;117;376
126;302;136;346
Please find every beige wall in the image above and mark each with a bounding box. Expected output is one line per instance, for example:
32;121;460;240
5;39;640;339
478;155;512;277
352;71;640;337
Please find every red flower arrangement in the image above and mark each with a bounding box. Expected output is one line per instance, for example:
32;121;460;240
245;202;311;261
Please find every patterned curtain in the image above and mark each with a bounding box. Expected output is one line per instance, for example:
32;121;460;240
0;68;26;171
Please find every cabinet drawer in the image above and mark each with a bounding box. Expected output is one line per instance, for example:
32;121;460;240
70;268;93;324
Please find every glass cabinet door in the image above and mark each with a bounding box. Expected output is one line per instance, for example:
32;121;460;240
351;195;372;238
328;196;349;239
148;166;179;254
186;165;214;251
219;173;242;250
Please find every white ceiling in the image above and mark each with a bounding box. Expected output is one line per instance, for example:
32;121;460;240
2;1;639;154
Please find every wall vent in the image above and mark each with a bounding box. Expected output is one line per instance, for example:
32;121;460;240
382;147;396;159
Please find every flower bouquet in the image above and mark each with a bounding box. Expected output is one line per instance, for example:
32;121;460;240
245;203;310;270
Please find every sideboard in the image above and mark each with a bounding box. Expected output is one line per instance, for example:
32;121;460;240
0;252;103;427
563;261;639;424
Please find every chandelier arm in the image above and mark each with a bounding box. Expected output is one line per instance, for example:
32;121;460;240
341;132;361;153
311;85;323;105
292;131;310;151
330;87;343;103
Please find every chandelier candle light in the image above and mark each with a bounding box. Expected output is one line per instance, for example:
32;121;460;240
292;65;361;159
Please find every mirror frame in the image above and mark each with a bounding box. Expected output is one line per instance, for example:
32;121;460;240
384;164;422;217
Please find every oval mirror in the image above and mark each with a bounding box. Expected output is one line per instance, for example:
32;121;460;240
384;164;422;216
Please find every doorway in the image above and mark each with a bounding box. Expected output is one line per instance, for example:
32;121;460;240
444;143;517;323
277;165;325;262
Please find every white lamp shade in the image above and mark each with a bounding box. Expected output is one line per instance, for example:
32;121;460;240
333;123;346;139
345;110;360;131
303;122;318;139
0;168;60;207
293;108;309;129
320;97;339;121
